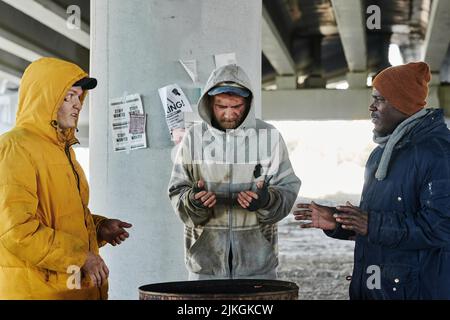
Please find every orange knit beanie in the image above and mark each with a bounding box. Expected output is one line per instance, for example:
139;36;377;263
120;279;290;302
372;62;431;116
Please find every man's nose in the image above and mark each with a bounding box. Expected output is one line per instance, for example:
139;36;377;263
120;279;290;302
368;102;376;112
224;109;237;119
73;100;82;111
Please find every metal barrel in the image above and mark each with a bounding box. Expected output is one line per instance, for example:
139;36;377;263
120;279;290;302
139;279;299;300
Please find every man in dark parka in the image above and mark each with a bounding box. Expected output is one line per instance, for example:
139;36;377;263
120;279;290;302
295;62;450;299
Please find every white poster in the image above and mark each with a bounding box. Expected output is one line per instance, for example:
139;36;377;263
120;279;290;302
214;52;237;68
158;84;192;141
179;59;198;83
109;93;147;153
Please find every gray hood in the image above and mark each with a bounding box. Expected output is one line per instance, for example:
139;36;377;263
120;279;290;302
197;64;256;130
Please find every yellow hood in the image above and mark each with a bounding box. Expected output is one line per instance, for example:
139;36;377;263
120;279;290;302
15;57;88;145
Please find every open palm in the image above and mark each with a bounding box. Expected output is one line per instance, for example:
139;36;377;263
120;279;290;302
98;219;132;246
294;201;337;230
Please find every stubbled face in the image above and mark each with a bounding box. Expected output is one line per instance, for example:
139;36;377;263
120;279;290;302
57;86;83;129
211;93;248;130
369;89;409;136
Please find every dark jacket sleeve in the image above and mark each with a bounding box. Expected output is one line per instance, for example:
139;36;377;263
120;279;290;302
324;223;356;240
368;141;450;250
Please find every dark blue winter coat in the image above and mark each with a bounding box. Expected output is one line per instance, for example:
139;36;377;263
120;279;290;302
326;109;450;299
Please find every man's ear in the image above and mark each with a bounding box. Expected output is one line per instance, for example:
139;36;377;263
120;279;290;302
243;96;252;117
246;94;253;109
207;95;213;108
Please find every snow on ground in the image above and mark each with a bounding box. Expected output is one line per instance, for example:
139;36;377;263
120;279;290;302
276;196;357;300
277;217;355;300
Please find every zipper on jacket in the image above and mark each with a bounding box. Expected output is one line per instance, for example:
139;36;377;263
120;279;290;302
228;161;234;279
64;140;94;249
44;269;50;282
225;132;233;278
65;141;80;192
64;139;96;282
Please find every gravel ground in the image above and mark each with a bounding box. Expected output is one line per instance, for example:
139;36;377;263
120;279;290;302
277;197;356;300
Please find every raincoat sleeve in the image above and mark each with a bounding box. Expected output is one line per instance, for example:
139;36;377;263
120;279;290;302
168;132;212;227
368;144;450;250
256;133;301;224
0;143;88;273
92;214;108;248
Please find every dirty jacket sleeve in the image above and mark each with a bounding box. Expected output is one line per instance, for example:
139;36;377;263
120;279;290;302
256;134;301;225
92;213;108;248
0;143;88;273
168;132;212;227
368;142;450;250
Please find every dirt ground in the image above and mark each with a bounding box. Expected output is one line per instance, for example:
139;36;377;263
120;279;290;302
277;197;356;300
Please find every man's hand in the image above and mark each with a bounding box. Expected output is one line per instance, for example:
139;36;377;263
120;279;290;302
81;252;109;288
98;219;132;246
293;201;337;231
335;201;368;236
190;180;216;208
237;181;270;211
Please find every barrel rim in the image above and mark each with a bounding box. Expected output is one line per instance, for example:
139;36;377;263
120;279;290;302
138;289;299;299
138;279;299;298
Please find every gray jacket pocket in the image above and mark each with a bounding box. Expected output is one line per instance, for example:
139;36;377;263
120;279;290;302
232;228;278;277
186;228;228;276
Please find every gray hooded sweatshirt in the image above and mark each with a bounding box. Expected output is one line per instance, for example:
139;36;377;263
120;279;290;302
168;64;301;279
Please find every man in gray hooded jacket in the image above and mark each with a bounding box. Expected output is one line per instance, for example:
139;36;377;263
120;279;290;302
168;64;301;280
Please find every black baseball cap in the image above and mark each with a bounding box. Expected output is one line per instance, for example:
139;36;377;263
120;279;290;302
73;77;97;90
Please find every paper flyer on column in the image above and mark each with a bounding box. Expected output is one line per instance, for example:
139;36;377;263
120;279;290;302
109;93;147;152
158;84;193;140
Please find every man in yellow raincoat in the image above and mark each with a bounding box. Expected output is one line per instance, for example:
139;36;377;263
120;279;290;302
0;57;132;299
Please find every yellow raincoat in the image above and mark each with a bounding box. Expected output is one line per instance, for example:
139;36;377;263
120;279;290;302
0;58;108;299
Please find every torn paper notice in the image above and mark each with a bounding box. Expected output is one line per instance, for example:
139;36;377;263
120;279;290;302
129;113;146;135
171;128;186;145
158;84;193;141
214;52;237;68
109;93;147;153
179;59;198;83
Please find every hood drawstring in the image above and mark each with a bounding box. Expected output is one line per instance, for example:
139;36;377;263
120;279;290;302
50;120;77;146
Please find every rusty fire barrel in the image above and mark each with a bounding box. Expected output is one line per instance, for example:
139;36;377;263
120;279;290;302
139;279;299;300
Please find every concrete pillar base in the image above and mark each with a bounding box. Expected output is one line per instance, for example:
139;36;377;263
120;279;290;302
346;72;368;89
303;75;327;88
276;75;297;90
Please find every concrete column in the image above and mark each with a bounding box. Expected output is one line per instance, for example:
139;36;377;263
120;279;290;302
346;72;368;89
89;0;261;299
